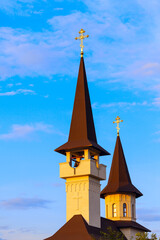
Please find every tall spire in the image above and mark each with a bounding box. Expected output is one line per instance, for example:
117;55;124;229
55;29;109;156
68;57;97;143
101;135;142;198
55;56;109;156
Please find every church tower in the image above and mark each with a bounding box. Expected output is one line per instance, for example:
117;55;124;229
46;31;150;240
55;29;110;228
101;116;144;239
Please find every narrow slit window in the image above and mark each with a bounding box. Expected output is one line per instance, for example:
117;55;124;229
123;203;127;217
132;204;135;218
106;205;108;218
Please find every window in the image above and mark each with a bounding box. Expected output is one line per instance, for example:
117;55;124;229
112;203;117;217
106;205;108;218
123;203;127;217
132;204;135;218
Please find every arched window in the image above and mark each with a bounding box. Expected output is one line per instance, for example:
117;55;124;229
112;203;117;217
123;203;127;217
132;204;135;218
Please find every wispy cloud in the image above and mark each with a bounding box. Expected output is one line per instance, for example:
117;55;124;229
154;129;160;142
0;197;51;210
0;122;59;140
54;8;63;11
0;0;160;98
0;89;35;96
52;182;63;188
7;83;13;88
0;226;9;230
92;101;148;109
0;0;44;16
0;27;75;80
152;98;160;106
137;208;160;222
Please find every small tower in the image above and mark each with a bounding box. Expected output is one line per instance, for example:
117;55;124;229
101;117;144;239
55;29;110;228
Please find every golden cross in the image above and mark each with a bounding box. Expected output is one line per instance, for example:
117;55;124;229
113;116;123;136
75;29;89;57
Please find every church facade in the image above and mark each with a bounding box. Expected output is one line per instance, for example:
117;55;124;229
45;29;150;240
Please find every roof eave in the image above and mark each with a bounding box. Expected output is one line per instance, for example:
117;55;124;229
100;190;143;199
55;141;110;156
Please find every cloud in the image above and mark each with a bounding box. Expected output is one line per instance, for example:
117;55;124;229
0;122;56;140
52;182;63;188
0;226;9;230
0;27;75;80
0;0;44;16
0;1;160;99
0;89;35;96
0;197;51;210
47;1;160;97
154;129;160;142
152;98;160;106
7;83;13;88
92;101;148;109
54;8;63;11
18;227;36;233
137;208;160;222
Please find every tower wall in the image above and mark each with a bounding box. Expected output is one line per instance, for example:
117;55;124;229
59;152;106;228
66;176;101;227
105;194;136;221
120;228;143;240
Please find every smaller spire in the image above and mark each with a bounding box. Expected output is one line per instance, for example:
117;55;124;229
75;29;89;57
101;121;143;199
113;116;123;136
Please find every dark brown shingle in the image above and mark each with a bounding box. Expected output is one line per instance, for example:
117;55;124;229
44;215;150;240
101;136;142;198
55;57;109;156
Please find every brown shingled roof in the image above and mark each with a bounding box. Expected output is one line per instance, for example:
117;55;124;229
44;215;126;240
101;136;142;198
45;215;93;240
114;220;151;232
44;215;150;240
55;57;110;156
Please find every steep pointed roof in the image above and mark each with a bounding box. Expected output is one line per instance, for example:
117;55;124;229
101;136;142;198
55;57;109;156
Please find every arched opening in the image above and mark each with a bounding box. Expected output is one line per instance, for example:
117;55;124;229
123;203;127;217
112;203;117;217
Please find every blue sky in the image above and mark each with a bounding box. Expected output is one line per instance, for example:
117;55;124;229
0;0;160;239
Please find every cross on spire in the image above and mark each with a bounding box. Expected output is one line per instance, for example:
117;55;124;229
113;116;123;136
75;29;89;57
